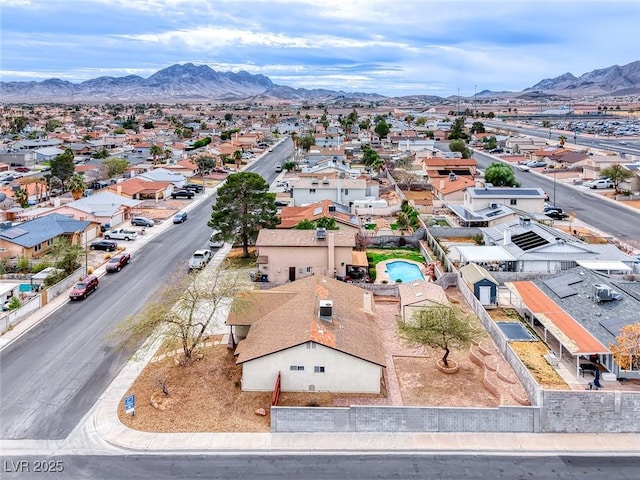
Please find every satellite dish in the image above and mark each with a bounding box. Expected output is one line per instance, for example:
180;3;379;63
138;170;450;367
0;193;6;203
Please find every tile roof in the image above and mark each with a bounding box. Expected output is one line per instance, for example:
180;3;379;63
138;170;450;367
256;229;356;248
507;280;609;355
229;275;386;367
277;200;360;229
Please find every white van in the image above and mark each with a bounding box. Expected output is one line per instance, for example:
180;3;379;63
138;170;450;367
209;230;224;248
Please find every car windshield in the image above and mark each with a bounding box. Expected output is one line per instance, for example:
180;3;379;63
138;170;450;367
75;283;86;289
108;257;119;263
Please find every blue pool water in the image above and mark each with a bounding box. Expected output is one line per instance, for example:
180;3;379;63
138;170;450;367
385;261;425;283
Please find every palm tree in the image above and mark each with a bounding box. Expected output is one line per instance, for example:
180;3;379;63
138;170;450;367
558;135;567;147
150;144;163;165
13;188;28;208
232;149;243;170
68;173;86;200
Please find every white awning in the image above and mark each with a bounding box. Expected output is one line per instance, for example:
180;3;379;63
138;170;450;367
455;245;515;263
576;260;632;272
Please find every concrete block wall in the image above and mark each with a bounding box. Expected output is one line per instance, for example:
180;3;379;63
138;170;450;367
272;405;538;433
540;390;640;433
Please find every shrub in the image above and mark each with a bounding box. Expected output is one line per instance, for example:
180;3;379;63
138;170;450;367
16;256;30;273
7;296;22;310
31;262;52;274
44;270;68;287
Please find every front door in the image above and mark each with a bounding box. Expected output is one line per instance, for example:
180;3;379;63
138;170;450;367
289;267;296;282
479;285;491;305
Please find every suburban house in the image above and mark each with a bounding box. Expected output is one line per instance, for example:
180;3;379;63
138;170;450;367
581;155;628;180
227;275;386;393
505;267;640;379
431;175;477;207
0;213;95;259
504;136;547;155
291;176;369;207
422;157;478;180
34;147;65;162
137;168;187;188
0;150;36;168
43;191;142;227
397;280;449;323
255;228;362;282
462;187;547;213
105;178;172;201
450;217;637;273
277;200;361;232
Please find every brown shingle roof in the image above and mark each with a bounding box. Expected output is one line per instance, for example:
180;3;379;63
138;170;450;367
231;275;386;367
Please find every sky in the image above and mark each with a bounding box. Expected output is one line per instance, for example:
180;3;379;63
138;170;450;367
1;0;639;97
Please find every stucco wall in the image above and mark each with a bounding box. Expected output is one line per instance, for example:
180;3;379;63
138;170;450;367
241;343;382;393
259;245;352;282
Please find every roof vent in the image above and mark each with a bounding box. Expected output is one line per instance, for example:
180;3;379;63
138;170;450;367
319;300;333;321
316;227;326;240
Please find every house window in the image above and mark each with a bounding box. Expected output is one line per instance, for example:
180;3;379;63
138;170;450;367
309;189;316;193
343;189;349;195
510;199;517;205
306;266;312;273
34;243;42;252
314;366;325;373
289;365;304;371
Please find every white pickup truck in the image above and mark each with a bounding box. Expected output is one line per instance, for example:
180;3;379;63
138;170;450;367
188;249;212;271
104;228;138;241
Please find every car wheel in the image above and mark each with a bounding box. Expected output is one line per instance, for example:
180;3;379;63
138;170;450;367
124;237;130;241
117;266;121;272
105;235;111;239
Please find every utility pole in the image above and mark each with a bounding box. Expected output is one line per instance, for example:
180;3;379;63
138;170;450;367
474;84;477;118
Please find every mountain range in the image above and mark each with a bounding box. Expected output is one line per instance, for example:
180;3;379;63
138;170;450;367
1;61;639;103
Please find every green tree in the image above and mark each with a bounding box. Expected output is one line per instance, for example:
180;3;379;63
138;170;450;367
601;164;633;193
193;154;216;176
448;117;468;140
315;217;338;230
470;121;485;134
232;149;243;169
374;118;390;138
45;119;62;132
362;145;383;170
399;304;481;367
150;144;163;164
485;162;519;187
449;139;471;159
92;148;110;159
282;161;296;171
208;172;279;257
294;219;316;230
13;188;29;208
143;121;155;129
298;134;316;152
10;116;28;134
482;136;498;150
68;173;86;200
558;135;567;146
50;148;75;192
102;157;130;178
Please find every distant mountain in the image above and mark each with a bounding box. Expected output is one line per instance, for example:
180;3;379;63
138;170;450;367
0;63;386;103
524;60;640;96
1;61;638;103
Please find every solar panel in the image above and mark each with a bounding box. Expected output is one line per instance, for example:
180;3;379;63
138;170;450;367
0;228;28;239
511;231;548;250
543;273;584;298
600;317;630;336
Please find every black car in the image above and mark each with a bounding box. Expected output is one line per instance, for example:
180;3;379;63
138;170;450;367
545;208;568;220
90;240;118;251
171;189;194;199
184;183;204;193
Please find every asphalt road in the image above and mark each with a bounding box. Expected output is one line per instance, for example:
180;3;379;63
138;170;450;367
473;150;640;247
0;140;291;440
1;454;639;480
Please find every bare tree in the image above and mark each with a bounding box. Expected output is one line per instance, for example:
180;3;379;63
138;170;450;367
114;268;242;365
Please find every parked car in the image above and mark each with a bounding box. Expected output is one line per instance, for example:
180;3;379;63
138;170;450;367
171;189;194;199
173;211;188;224
105;253;131;272
104;228;138;241
188;249;212;271
275;165;283;172
131;216;155;227
584;178;615;189
516;164;530;172
489;148;504;154
545;208;569;220
184;183;204;193
69;275;99;300
14;167;30;173
525;160;547;168
90;240;118;251
209;230;224;248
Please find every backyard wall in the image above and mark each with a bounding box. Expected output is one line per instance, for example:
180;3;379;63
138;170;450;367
271;405;538;433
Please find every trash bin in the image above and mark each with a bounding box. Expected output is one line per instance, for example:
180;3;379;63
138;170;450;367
260;274;268;282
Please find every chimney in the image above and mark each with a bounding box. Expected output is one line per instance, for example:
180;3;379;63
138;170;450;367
116;184;122;195
363;292;373;314
439;180;445;190
503;230;511;245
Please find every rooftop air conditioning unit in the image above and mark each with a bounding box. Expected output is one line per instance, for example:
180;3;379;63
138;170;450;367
489;202;498;209
593;284;623;302
316;227;327;240
319;300;333;320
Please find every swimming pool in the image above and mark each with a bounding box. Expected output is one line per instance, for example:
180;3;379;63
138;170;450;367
385;261;425;283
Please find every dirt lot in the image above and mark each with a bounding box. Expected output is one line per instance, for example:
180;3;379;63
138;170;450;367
510;342;569;390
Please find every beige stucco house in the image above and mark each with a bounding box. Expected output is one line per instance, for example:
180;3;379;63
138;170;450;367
227;275;386;393
255;229;360;282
